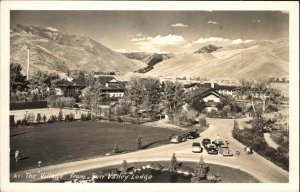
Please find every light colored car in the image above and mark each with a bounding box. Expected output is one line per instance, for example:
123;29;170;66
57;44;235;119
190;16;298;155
192;142;202;153
170;136;181;143
218;145;233;156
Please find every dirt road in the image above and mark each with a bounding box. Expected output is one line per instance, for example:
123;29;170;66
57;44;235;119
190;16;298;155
10;118;288;183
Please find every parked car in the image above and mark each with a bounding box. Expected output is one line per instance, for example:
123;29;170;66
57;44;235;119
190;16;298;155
187;131;200;139
192;142;203;153
212;139;225;147
206;144;218;155
202;138;211;149
218;145;233;156
170;135;186;143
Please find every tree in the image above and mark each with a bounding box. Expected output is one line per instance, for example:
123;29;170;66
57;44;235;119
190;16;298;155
163;81;185;117
36;113;42;123
25;112;35;125
58;109;64;121
199;118;207;128
10;63;28;100
120;160;128;173
238;78;281;114
42;114;47;123
137;135;142;150
81;113;86;121
169;153;178;171
142;77;161;119
191;156;210;183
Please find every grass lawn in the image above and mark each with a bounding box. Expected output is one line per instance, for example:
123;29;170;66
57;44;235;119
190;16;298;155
10;121;184;172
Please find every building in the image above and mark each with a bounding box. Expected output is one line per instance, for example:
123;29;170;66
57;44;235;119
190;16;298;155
200;89;226;112
96;76;125;98
54;78;86;97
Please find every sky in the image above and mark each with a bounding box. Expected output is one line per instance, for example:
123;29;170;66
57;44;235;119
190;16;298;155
10;11;289;53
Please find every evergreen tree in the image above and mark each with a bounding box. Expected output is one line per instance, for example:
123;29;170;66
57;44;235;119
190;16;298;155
137;135;142;150
42;114;47;123
191;156;210;183
169;153;178;171
36;113;42;123
58;108;64;121
121;160;128;173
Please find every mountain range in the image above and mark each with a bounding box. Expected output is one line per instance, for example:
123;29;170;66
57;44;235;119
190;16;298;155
146;39;289;80
10;25;289;80
10;25;147;76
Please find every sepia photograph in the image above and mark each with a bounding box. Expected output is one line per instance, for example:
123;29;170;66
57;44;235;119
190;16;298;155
0;1;299;192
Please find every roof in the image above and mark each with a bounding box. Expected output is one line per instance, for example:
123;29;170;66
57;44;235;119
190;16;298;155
97;76;116;84
201;89;224;99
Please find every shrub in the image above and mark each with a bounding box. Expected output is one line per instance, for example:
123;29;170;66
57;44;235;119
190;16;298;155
207;173;222;183
69;113;75;121
199;118;207;128
25;112;35;125
150;162;163;170
16;119;22;127
207;109;218;118
65;114;70;122
116;116;123;123
112;143;119;154
191;156;210;183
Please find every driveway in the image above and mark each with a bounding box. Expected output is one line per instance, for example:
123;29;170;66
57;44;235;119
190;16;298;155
10;118;288;183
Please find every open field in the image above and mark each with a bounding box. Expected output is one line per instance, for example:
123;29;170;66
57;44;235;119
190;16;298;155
10;121;184;172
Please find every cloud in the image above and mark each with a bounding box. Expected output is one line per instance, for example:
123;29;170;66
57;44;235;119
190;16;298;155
231;39;254;44
252;19;261;23
135;32;144;37
133;34;186;52
183;43;193;49
207;21;219;25
170;23;188;28
193;37;230;44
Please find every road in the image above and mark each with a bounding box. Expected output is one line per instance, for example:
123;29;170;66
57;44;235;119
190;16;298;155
10;118;288;183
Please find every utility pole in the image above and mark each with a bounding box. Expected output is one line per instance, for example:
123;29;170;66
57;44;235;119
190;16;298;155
26;47;30;80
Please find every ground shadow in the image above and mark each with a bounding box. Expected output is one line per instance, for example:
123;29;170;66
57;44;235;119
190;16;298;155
141;139;169;149
10;132;31;137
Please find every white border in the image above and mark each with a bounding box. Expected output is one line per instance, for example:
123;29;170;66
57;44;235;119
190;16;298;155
1;1;299;192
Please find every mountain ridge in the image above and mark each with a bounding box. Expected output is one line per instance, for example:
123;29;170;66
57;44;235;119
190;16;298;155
10;24;147;75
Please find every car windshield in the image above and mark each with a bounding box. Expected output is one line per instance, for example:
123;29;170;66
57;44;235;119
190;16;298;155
193;143;200;146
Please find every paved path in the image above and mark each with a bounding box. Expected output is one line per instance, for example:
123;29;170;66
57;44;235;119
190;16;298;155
264;133;279;149
10;118;288;183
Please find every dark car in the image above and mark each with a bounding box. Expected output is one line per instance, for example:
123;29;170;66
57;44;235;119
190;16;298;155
206;144;218;155
212;139;225;147
187;131;199;139
202;138;211;149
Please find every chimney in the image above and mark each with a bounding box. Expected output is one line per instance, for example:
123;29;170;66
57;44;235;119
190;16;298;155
105;83;108;87
27;47;30;80
211;81;214;88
